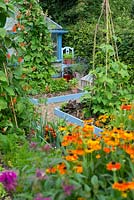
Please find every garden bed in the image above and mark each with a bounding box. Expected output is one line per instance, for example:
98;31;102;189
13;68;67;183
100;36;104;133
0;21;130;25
30;89;86;105
54;107;103;135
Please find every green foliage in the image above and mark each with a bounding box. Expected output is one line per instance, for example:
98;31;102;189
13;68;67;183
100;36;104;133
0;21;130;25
11;0;54;94
84;59;133;115
0;0;38;134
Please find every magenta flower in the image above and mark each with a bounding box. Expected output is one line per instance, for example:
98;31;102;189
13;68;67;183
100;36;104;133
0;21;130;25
62;184;75;196
0;170;17;191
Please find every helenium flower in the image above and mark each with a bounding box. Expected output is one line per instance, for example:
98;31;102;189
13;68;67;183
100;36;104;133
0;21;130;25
0;170;17;191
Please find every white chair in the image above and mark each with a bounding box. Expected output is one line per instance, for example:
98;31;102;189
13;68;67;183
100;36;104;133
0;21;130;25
61;47;74;77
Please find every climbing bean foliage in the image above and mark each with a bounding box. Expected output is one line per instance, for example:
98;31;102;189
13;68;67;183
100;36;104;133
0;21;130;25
12;0;54;94
0;0;38;134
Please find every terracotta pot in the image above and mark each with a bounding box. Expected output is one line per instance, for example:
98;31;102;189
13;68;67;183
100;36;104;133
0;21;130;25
63;59;73;65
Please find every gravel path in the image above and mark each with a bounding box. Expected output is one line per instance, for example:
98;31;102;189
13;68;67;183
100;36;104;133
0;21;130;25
37;102;63;122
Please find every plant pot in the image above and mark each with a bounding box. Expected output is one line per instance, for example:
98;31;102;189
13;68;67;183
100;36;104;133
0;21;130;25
63;59;74;65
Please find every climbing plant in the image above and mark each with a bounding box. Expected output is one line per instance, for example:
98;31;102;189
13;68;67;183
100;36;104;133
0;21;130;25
0;0;38;134
83;0;133;115
11;0;54;94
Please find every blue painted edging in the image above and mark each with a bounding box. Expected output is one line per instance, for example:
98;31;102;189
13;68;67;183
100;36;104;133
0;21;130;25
54;107;103;136
30;91;86;105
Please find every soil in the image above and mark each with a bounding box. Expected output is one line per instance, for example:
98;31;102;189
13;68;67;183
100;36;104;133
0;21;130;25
60;99;93;120
31;88;82;99
33;89;84;122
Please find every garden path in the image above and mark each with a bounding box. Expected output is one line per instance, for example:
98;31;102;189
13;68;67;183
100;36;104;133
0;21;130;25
37;102;63;122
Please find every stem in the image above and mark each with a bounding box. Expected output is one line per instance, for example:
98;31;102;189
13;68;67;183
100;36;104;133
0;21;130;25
3;63;18;128
92;0;105;70
105;0;109;77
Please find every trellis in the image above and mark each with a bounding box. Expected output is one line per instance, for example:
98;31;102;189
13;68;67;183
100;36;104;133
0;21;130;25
92;0;119;74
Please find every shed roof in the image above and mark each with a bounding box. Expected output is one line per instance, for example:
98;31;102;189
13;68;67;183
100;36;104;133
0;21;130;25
46;17;68;34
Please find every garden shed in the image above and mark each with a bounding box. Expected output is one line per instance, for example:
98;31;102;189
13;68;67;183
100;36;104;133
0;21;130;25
4;14;68;62
46;17;68;62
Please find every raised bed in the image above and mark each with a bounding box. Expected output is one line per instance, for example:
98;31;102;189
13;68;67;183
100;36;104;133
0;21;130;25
54;107;103;135
30;90;87;105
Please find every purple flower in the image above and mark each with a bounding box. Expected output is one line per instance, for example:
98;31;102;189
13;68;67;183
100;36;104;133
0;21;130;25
41;144;52;152
62;184;75;196
30;142;38;149
34;193;52;200
0;170;17;191
36;169;48;180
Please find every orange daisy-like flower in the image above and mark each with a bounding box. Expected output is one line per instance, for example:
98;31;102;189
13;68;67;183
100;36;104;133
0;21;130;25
73;165;83;173
106;161;121;171
46;167;57;174
65;153;78;161
69;149;85;156
103;147;111;154
112;181;129;192
127;182;134;190
57;163;67;175
121;104;132;110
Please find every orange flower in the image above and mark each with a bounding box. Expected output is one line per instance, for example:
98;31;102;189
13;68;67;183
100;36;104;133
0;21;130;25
18;57;23;63
46;167;57;174
7;53;11;59
112;181;129;192
69;149;85;156
121;104;131;110
20;42;25;47
73;165;83;173
65;154;78;161
106;161;121;171
12;24;17;33
57;163;67;175
127;182;134;190
103;147;111;154
96;154;101;159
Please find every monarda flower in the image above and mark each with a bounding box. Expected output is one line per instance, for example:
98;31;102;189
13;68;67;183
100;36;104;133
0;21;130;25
106;161;121;171
0;170;17;191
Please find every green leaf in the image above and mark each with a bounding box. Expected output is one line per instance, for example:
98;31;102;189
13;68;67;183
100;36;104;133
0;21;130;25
0;71;7;82
91;175;99;186
0;2;7;10
0;28;6;38
0;98;7;111
16;102;24;113
5;87;15;96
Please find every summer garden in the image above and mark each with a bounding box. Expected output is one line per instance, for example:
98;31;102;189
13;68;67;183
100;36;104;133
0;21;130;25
0;0;134;199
